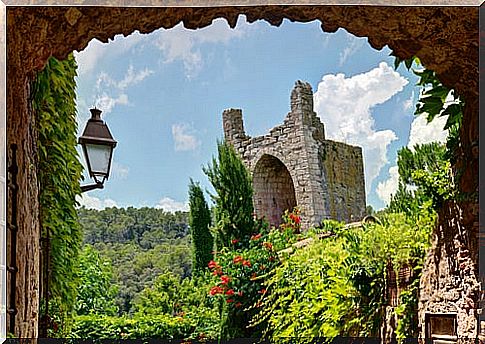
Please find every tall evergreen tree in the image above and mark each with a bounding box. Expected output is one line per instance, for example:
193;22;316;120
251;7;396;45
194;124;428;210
188;179;213;272
203;140;255;249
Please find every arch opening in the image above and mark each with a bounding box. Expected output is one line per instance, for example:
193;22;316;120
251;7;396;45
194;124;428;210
252;154;296;227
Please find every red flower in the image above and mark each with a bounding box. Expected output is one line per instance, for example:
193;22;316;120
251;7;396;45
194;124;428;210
235;302;243;308
231;238;240;244
242;260;252;267
221;275;231;284
263;242;273;251
258;288;267;295
209;286;223;295
225;289;235;296
208;260;218;269
237;290;244;297
251;233;262;241
226;299;234;303
212;269;222;276
289;213;301;224
233;255;243;264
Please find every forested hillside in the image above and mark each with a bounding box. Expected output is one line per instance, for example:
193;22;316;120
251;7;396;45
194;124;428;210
77;207;191;314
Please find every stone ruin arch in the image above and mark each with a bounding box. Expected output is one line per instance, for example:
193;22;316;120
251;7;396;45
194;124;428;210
252;153;297;228
223;81;366;229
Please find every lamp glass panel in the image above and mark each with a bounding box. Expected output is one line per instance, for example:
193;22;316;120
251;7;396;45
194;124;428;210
85;143;112;175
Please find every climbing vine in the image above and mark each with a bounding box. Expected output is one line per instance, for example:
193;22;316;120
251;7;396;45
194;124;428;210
33;54;84;333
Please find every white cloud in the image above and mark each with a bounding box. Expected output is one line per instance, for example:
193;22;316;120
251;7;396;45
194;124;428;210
155;197;189;213
403;91;415;111
376;104;450;205
95;92;129;115
172;123;201;151
111;161;130;180
375;165;400;205
118;65;154;90
74;39;108;76
338;36;366;67
74;31;147;76
90;64;152;115
314;62;408;195
76;194;118;210
407;113;448;151
155;18;247;78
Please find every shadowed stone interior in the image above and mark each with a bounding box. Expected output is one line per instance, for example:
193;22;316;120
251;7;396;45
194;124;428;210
253;154;297;227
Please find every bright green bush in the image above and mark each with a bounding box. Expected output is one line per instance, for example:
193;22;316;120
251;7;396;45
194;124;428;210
252;207;435;342
74;245;118;316
72;272;221;340
70;314;203;339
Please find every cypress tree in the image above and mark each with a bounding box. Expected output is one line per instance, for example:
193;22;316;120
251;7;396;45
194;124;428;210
188;179;213;273
203;140;254;249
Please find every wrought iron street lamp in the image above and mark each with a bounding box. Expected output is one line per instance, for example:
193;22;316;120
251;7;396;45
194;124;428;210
78;108;117;192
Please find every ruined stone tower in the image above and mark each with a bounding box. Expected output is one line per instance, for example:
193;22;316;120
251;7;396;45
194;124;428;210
223;81;366;229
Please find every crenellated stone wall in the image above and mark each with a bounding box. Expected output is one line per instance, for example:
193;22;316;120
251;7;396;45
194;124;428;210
222;81;366;229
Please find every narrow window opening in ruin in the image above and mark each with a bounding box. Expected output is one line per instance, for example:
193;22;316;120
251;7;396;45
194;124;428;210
425;313;458;344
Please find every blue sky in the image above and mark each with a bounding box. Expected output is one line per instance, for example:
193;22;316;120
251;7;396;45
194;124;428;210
74;16;448;212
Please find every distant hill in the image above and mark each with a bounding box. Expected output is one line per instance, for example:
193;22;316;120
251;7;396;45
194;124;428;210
78;207;191;314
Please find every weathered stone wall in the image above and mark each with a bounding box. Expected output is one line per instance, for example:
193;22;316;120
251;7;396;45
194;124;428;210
223;81;366;229
419;200;480;340
319;140;366;223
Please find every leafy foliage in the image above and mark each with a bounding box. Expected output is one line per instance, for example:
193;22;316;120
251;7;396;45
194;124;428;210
394;56;463;164
78;207;191;314
207;221;288;339
70;313;217;340
389;143;454;212
33;54;84;327
203;140;255;249
252;209;435;342
133;272;221;340
188;179;214;273
74;245;118;316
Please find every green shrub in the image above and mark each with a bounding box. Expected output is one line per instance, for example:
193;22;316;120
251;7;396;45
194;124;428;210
252;207;435;342
207;212;300;339
188;179;214;273
203;140;255;249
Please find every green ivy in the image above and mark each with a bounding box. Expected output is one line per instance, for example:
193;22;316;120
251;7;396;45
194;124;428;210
33;54;84;331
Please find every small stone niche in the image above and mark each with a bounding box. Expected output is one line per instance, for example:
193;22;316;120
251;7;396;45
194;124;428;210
425;313;458;344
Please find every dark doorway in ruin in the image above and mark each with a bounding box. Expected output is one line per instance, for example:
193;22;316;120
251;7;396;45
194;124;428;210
252;154;297;227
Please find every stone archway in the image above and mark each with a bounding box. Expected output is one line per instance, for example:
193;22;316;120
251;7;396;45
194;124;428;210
253;154;297;227
5;4;479;339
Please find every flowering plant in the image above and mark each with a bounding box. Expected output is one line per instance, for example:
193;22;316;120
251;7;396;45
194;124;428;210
206;211;303;338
